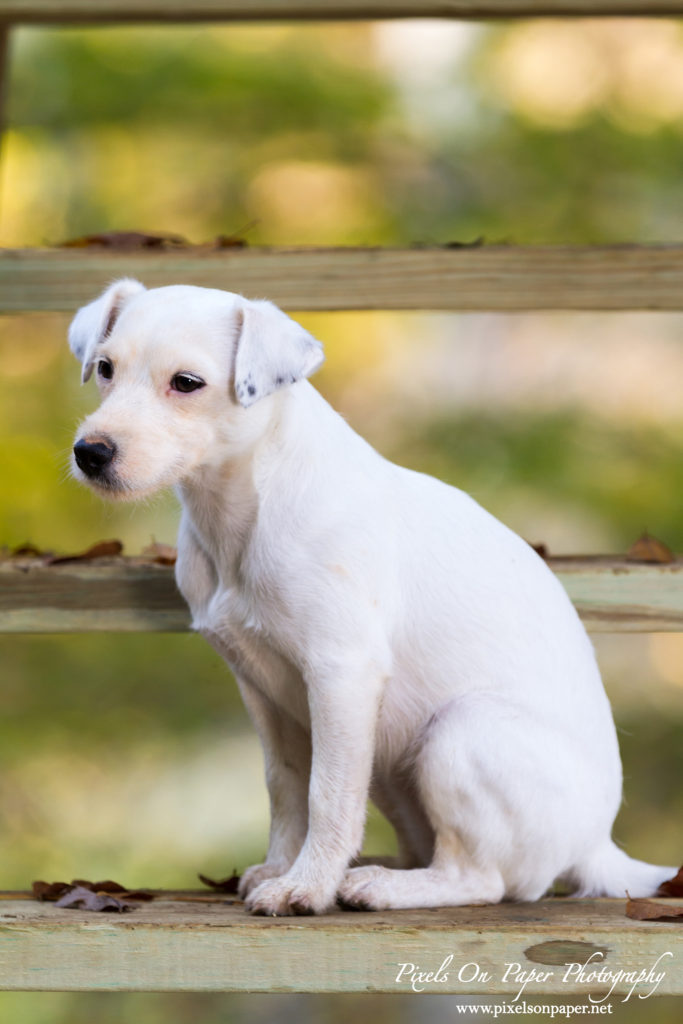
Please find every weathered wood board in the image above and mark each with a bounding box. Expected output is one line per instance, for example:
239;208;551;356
4;0;683;22
5;246;683;313
0;896;681;994
0;558;189;633
2;556;683;634
3;0;683;23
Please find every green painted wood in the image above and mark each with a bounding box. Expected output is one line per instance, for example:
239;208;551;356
1;897;681;994
5;246;683;313
3;0;683;23
1;556;683;633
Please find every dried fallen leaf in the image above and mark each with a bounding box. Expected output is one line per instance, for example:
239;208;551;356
60;231;188;250
198;872;241;894
32;880;72;901
626;897;683;922
87;879;127;893
445;237;485;249
32;878;154;906
11;543;47;558
659;866;683;898
48;540;123;565
626;533;674;564
55;885;134;913
214;234;248;249
141;541;177;566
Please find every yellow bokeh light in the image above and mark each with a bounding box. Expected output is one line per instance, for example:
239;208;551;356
649;633;683;689
488;19;683;131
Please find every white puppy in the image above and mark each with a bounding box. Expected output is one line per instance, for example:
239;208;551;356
69;279;674;915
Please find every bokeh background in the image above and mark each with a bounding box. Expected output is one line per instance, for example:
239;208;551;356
0;17;682;1022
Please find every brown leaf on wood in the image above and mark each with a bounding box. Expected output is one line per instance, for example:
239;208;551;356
32;878;154;905
626;532;674;564
120;889;156;901
55;885;135;913
32;880;72;901
198;872;241;894
214;234;248;249
626;896;683;922
141;541;177;566
213;219;257;248
445;237;485;249
11;543;47;559
82;879;154;901
658;866;683;898
60;231;188;250
48;540;124;565
88;879;127;893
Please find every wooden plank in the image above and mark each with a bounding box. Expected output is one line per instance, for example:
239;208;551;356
0;24;9;135
0;24;11;228
0;558;190;633
552;556;683;632
1;896;681;993
5;245;683;313
3;0;683;23
2;556;683;633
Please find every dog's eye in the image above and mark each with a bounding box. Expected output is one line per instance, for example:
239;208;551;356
171;372;205;394
97;359;114;381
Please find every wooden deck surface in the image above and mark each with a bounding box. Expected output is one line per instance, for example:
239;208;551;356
1;896;682;994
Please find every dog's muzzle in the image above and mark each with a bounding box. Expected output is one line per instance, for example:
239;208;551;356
73;437;117;479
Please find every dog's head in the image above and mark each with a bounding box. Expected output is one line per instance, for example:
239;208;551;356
69;279;324;500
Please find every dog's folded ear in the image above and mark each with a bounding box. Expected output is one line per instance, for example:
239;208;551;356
233;299;325;408
69;278;146;383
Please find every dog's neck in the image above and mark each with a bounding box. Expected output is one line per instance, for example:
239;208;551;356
175;386;303;580
176;383;358;586
177;454;258;574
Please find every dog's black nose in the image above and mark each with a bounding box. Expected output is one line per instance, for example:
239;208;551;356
73;438;117;478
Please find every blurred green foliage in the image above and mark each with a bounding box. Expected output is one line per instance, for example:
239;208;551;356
10;29;390;149
392;408;683;550
7;22;683;246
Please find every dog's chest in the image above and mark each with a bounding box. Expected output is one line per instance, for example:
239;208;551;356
176;525;309;724
203;592;309;727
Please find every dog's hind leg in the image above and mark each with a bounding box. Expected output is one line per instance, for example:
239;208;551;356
360;767;435;870
339;844;505;911
339;691;613;910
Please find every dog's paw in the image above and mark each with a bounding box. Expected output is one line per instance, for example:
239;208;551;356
337;865;394;911
245;875;335;916
238;862;289;899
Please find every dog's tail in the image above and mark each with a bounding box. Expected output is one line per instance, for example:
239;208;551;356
569;841;677;898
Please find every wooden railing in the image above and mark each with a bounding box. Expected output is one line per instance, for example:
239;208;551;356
4;555;683;633
5;244;683;312
3;0;683;22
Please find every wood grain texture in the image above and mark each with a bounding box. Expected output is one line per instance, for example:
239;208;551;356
4;0;683;23
5;246;683;312
1;897;681;993
0;558;189;633
2;556;683;633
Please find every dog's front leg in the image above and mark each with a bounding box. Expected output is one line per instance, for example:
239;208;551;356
245;663;385;916
235;676;312;898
